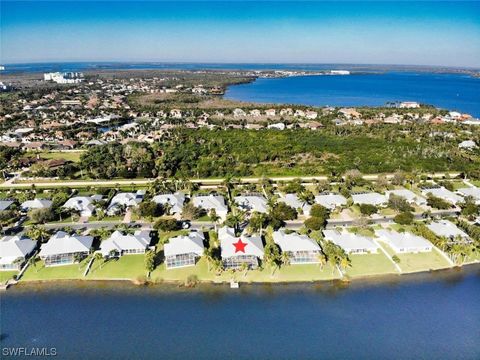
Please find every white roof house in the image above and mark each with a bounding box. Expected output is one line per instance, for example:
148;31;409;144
421;187;462;205
457;187;480;205
63;196;97;217
152;192;186;214
0;200;14;211
323;229;379;254
351;192;387;206
375;229;432;253
385;189;427;206
0;235;37;270
192;195;228;220
234;195;268;213
427;220;469;240
273;230;321;264
39;231;93;266
99;230;151;257
164;231;205;269
279;194;311;216
315;193;347;210
219;227;264;268
108;190;144;215
21;198;53;211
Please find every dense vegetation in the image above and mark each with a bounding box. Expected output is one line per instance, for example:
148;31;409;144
76;127;479;179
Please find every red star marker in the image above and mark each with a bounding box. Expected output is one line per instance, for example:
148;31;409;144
233;238;248;253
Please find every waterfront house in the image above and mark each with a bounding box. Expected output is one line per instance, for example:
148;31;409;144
249;109;261;117
305;110;318;120
315;193;347;210
375;229;432;253
421;187;462;206
234;195;268;213
0;235;37;271
265;109;276;117
323;229;379;254
107;190;144;215
192;195;228;220
457;187;480;205
21;198;53;211
399;101;420;108
39;231;93;266
427;220;470;242
164;231;205;269
233;108;246;118
280;108;293;116
385;189;427;207
273;230;322;264
152;192;186;217
99;230;151;257
279;193;311;216
63;196;99;217
351;192;387;207
219;227;264;269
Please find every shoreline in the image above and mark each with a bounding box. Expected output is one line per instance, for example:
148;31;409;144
10;262;480;290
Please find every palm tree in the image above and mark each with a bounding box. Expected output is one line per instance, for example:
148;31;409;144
74;253;85;269
28;256;38;273
317;253;327;270
226;210;245;234
280;251;291;268
27;225;49;243
208;209;220;232
240;262;249;278
94;252;104;270
204;248;215;272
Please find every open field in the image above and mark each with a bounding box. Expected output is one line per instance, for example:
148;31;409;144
379;242;452;273
344;253;398;278
87;255;146;280
22;261;86;281
36;151;84;163
0;271;18;284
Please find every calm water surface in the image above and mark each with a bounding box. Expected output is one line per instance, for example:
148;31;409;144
1;268;480;359
225;72;480;117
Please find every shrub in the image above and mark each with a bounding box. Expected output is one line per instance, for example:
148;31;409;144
359;204;378;216
154;218;180;232
304;216;327;231
394;211;414;225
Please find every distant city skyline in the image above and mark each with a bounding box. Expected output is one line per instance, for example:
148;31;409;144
1;1;479;67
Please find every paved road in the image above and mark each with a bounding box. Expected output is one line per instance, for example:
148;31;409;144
1;172;462;189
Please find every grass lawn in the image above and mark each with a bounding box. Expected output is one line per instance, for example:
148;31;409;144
21;260;86;281
87;255;147;280
0;271;18;284
471;180;480;187
379;208;396;216
37;151;84;163
344;253;398;278
448;180;467;190
379;242;452;273
465;251;480;264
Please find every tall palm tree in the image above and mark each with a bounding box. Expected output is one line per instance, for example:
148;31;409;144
280;251;291;268
208;209;220;232
317;253;327;270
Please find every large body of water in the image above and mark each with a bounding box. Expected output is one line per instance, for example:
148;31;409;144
1;268;480;359
225;72;480;117
3;62;479;116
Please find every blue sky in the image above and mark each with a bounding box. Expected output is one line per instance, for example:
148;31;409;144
1;1;479;67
